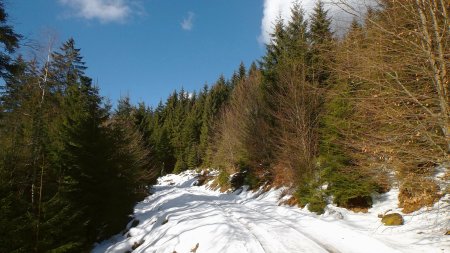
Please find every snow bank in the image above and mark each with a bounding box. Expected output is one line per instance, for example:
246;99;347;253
93;170;449;253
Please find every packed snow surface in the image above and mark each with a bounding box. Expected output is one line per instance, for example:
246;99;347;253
93;171;450;253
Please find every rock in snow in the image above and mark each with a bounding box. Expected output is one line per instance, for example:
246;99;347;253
93;170;450;253
381;213;404;226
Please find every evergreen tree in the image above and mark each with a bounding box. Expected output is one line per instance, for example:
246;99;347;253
116;96;134;118
230;71;240;88
260;15;286;85
50;38;87;93
0;0;21;78
286;1;308;61
198;76;230;166
0;36;157;251
0;57;41;252
309;0;334;86
248;62;258;76
238;61;246;81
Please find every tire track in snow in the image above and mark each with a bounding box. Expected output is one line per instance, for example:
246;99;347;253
209;201;267;253
235;203;341;253
159;187;269;253
184;187;338;253
94;173;445;253
210;201;291;253
184;187;333;253
218;202;331;253
187;188;305;252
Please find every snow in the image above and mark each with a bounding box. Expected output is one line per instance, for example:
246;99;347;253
93;170;450;253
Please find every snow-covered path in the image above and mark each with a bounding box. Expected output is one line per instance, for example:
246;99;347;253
93;171;450;253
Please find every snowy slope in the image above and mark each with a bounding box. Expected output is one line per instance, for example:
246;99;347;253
93;171;450;253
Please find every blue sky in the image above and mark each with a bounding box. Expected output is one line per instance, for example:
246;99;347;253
6;0;268;107
6;0;361;107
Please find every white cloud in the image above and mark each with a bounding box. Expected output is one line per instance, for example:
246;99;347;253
259;0;294;44
59;0;138;23
259;0;376;44
181;12;195;31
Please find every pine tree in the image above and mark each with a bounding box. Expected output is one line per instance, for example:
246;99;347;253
230;71;240;88
248;62;258;76
0;0;21;78
238;61;246;81
260;15;287;85
286;1;308;61
309;0;334;86
0;57;40;252
116;96;134;118
50;38;87;93
199;77;230;166
0;37;158;251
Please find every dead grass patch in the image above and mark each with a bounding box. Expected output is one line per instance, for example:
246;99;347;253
399;175;441;213
208;178;229;193
272;164;295;188
279;196;299;207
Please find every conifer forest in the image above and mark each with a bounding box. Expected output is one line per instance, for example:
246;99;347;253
0;0;448;252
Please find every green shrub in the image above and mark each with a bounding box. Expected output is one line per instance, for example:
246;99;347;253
295;182;327;214
325;168;375;208
244;171;260;190
307;196;327;214
173;159;187;174
229;161;261;190
296;183;314;208
314;81;379;209
218;170;230;188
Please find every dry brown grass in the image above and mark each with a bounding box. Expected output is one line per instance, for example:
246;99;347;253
279;196;299;207
373;171;392;194
399;175;441;213
207;176;230;193
443;171;450;181
272;164;296;188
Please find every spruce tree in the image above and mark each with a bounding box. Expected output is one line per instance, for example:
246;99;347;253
260;15;286;85
238;61;246;81
309;0;334;86
0;0;21;78
286;1;308;61
0;57;40;252
50;38;87;92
